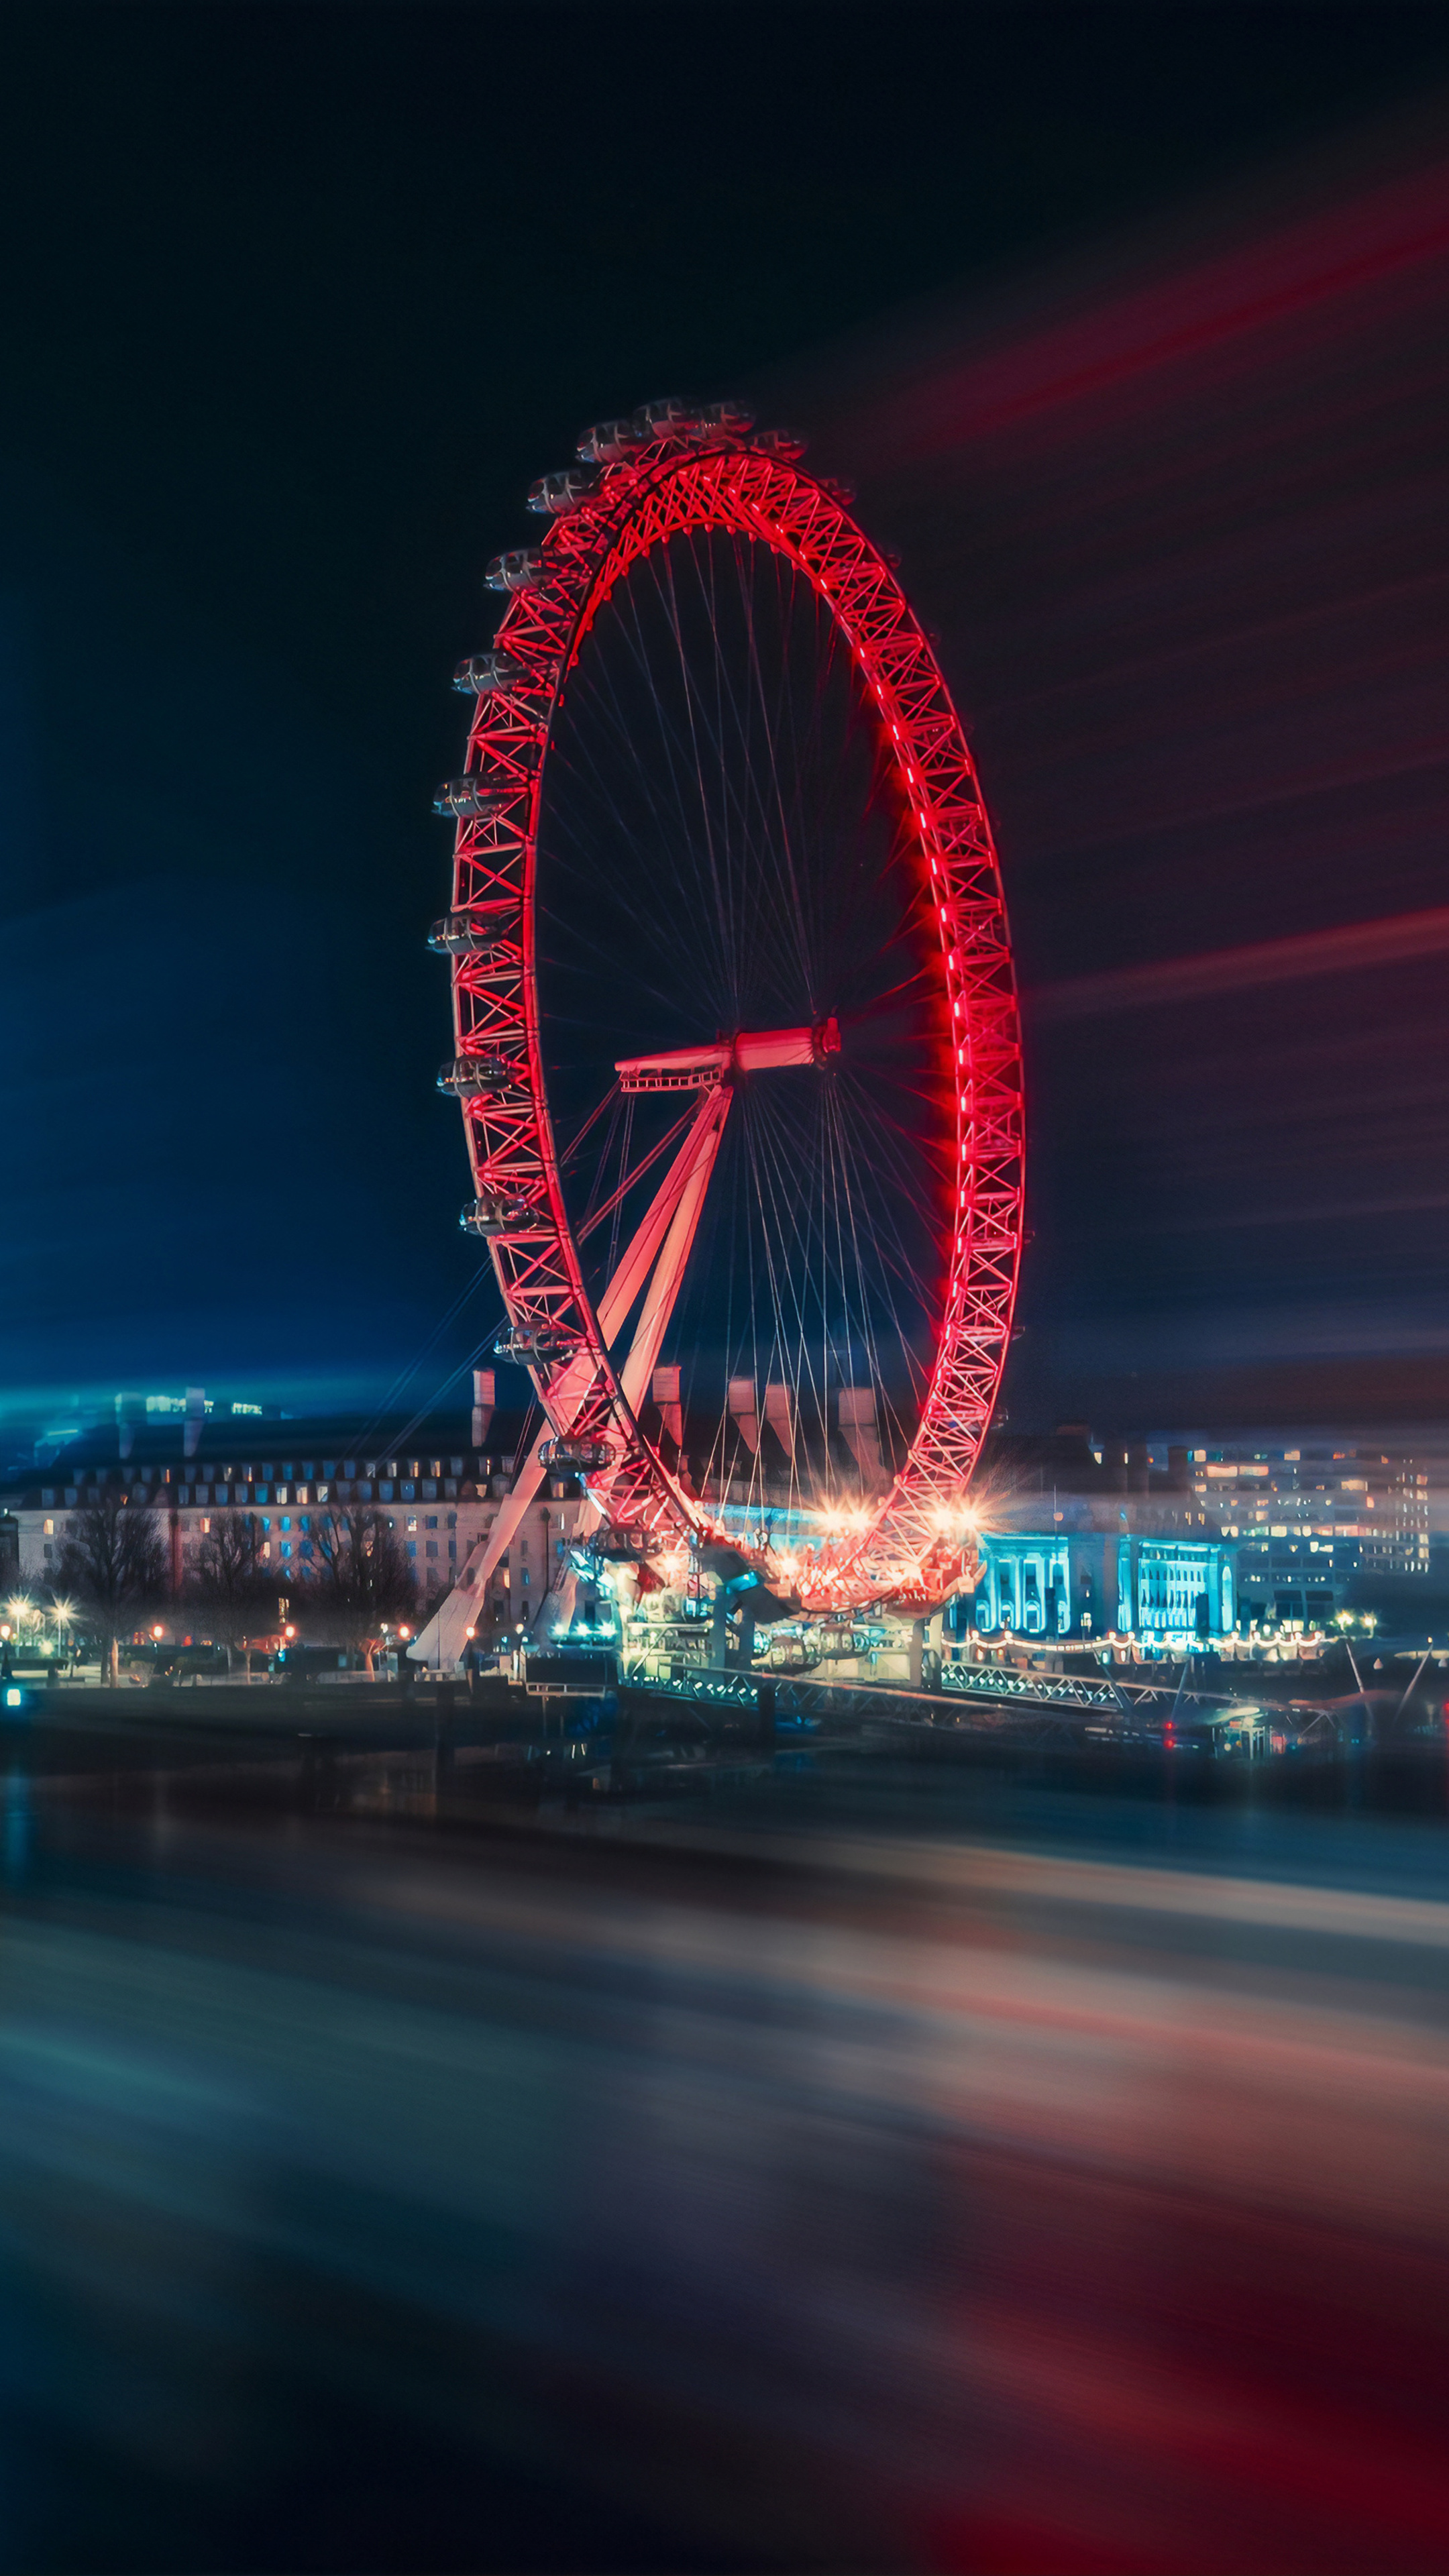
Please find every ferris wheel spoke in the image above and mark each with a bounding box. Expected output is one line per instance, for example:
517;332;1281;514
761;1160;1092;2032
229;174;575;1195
552;645;720;976
702;537;815;1000
643;541;743;1008
734;1099;846;1469
559;583;731;981
822;1083;934;1442
576;1099;699;1247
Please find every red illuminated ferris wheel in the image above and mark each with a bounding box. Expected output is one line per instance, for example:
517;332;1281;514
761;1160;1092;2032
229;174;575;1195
431;398;1024;1613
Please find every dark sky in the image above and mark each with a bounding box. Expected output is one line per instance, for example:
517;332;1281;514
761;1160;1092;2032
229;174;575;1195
1;3;1447;1444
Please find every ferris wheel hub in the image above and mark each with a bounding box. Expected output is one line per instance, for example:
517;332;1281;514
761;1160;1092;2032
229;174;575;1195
614;1018;840;1094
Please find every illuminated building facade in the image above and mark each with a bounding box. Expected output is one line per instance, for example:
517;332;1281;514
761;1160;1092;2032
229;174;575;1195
1187;1446;1429;1625
0;1405;594;1644
969;1430;1432;1635
958;1527;1234;1644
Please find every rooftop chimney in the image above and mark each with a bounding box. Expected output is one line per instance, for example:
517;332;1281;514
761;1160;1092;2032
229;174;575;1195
763;1383;795;1459
727;1378;761;1455
652;1364;683;1450
472;1368;494;1450
838;1385;883;1484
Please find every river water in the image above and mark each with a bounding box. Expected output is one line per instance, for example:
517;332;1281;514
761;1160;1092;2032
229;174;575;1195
2;1744;1448;2570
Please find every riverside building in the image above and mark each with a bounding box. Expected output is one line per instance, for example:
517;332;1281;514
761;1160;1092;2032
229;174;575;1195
953;1429;1430;1646
0;1387;595;1646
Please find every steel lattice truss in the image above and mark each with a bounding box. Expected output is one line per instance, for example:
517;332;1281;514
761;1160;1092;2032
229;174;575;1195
442;417;1025;1611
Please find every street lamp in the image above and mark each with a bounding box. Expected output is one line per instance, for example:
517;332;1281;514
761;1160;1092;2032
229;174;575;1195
51;1601;74;1672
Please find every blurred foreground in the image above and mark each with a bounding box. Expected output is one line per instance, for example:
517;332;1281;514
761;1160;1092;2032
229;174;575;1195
3;1705;1449;2571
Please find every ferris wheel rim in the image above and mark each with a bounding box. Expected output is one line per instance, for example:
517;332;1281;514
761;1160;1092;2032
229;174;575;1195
443;419;1024;1610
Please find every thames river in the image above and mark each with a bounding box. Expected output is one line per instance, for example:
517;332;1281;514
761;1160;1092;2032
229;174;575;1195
2;1730;1448;2571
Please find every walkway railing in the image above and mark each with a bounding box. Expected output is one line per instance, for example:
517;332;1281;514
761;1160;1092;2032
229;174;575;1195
936;1659;1248;1716
625;1656;1252;1728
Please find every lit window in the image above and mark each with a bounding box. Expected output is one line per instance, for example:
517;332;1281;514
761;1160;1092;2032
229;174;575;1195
201;1517;211;1534
407;1517;417;1533
42;1517;54;1536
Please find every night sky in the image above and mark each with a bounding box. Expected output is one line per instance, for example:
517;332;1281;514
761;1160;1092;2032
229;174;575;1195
1;4;1447;1448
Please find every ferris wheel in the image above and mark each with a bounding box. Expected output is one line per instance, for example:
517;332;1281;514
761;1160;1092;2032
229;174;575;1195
430;398;1024;1619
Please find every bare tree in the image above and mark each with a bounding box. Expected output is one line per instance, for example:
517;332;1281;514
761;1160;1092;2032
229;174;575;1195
301;1505;416;1671
54;1491;170;1685
186;1515;277;1678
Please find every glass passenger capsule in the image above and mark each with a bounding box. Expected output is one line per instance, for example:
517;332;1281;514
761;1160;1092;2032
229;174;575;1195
526;467;598;515
437;1054;528;1097
576;418;645;465
485;548;548;592
494;1325;577;1366
592;1524;661;1561
451;651;529;695
632;397;708;440
427;912;515;957
431;777;512;820
537;1437;614;1473
460;1195;535;1237
702;398;755;434
753;427;808;462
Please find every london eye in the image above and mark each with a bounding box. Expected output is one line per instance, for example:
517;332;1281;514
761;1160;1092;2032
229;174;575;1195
429;398;1024;1631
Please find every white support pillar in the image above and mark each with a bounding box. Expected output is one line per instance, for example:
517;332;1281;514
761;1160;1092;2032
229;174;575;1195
412;1082;731;1668
616;1089;731;1416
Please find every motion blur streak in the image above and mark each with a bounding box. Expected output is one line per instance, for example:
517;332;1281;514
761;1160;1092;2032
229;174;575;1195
4;1785;1449;2572
789;106;1449;1422
1033;902;1449;1019
844;154;1449;466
